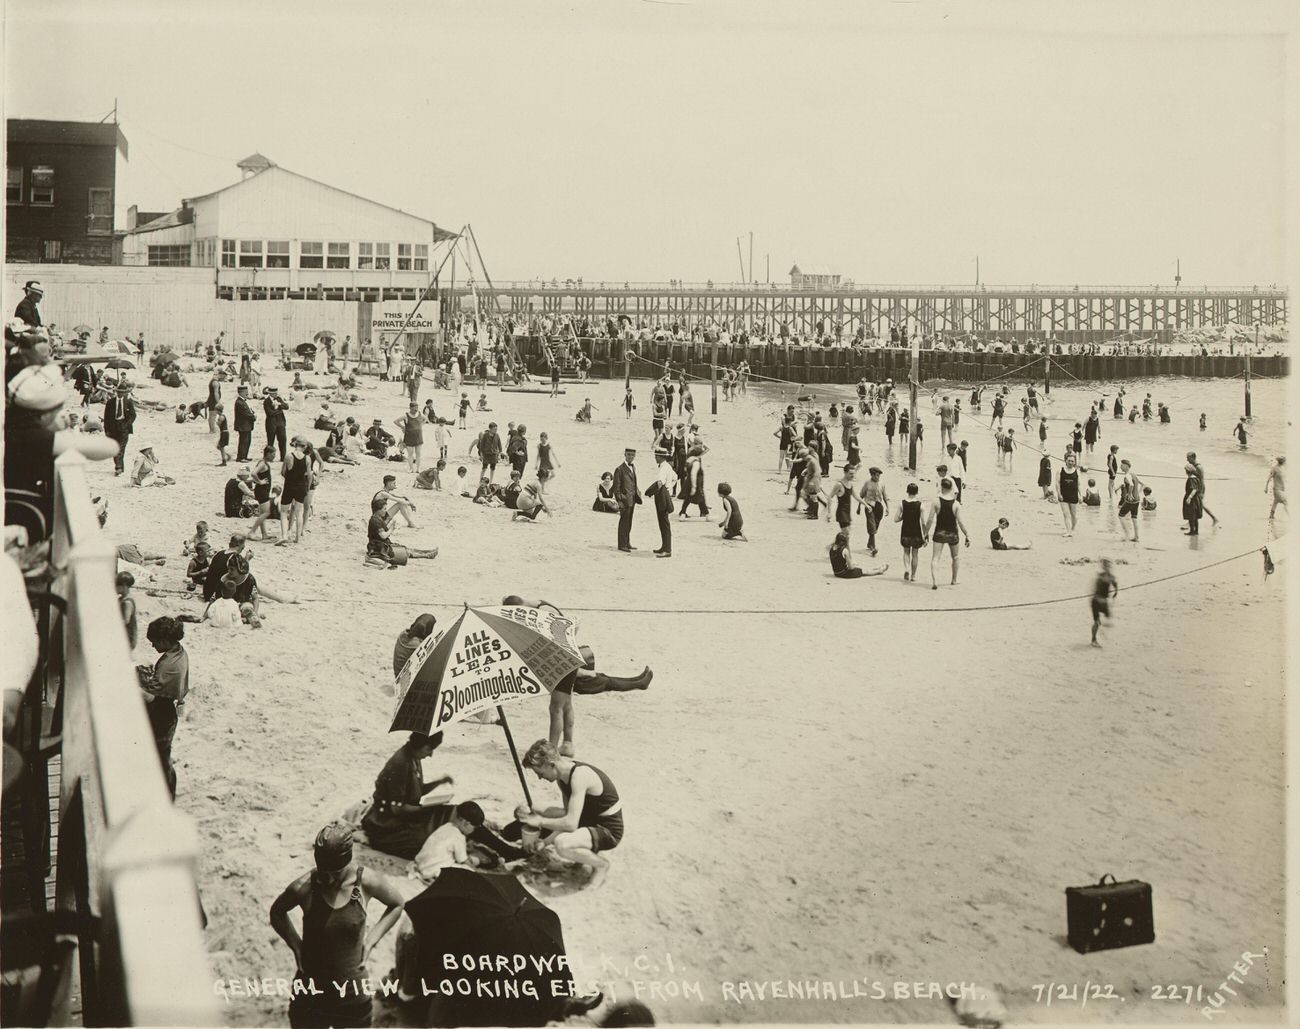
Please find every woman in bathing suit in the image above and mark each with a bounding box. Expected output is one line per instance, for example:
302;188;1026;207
1058;451;1080;536
280;439;311;544
924;478;970;589
894;481;926;582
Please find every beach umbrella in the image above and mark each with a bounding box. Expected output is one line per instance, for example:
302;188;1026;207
59;343;114;365
112;339;136;354
72;323;93;335
106;357;135;370
392;604;583;803
313;329;336;343
404;868;571;1027
294;342;318;358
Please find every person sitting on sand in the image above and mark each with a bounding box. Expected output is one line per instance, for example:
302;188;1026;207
131;444;175;486
472;475;502;506
290;371;307;392
203;579;247;629
717;482;746;540
593;472;618;512
365;419;396;458
409;801;527;883
513;481;550;522
989;517;1032;550
1141;486;1157;511
1083;479;1102;507
828;530;886;579
185;543;211;592
366;499;438;567
360;732;456;859
224;469;258;517
182;520;210;557
575;398;595;423
476;393;491;412
511;739;623;889
500;470;524;509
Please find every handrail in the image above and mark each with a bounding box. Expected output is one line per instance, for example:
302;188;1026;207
51;452;219;1026
474;280;1288;297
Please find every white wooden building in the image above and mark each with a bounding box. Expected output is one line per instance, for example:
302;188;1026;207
118;154;455;297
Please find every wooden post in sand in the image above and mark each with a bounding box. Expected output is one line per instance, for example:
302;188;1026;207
497;706;533;808
1245;324;1255;418
907;331;920;471
1044;348;1051;396
711;339;719;415
623;344;631;391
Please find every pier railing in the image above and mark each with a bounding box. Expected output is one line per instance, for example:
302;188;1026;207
48;451;218;1025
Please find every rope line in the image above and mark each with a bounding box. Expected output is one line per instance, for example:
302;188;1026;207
140;547;1264;616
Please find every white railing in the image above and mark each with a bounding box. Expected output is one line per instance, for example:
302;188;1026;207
51;452;219;1026
482;280;1287;296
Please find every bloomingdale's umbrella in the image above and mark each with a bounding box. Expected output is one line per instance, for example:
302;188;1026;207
313;329;337;344
392;604;583;804
404;868;572;1027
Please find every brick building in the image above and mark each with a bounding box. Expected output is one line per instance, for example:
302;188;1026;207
6;118;129;265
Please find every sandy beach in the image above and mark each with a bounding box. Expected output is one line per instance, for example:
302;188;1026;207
94;363;1286;1026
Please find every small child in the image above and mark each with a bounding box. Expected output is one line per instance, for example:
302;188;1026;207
1002;428;1016;471
175;404;187;424
415;459;445;491
989;517;1031;550
472;476;501;506
456;466;470;496
205;580;244;629
457;393;470;429
501;470;524;510
1038;416;1048;443
182;520;210;556
1233;417;1248;449
717;482;747;541
623;387;635;419
477;393;491;412
1198;412;1207;431
216;409;230;466
993;427;1006;469
116;571;138;649
434;419;450;461
1141;486;1157;511
1083;478;1102;506
575;398;594;423
186;542;212;593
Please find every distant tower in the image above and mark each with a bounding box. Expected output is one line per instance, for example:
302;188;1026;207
236;152;276;180
1175;258;1182;291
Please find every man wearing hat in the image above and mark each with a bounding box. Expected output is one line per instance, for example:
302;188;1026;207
645;446;677;557
262;385;288;460
612;447;641;552
103;380;137;476
233;383;257;461
14;281;43;328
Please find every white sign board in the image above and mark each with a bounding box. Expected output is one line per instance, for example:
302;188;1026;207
371;301;440;337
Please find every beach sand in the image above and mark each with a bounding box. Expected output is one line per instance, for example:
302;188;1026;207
94;363;1287;1025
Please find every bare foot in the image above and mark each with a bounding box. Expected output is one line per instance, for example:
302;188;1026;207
586;862;610;890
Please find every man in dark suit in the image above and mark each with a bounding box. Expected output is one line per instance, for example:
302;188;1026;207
612;447;641;552
263;386;288;460
646;447;676;558
233;385;257;461
103;381;136;475
14;280;43;327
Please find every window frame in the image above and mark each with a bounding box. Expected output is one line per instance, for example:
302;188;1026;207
414;244;429;272
326;242;350;270
358;242;374;269
374;242;391;271
266;240;290;269
397;243;412;271
238;239;264;269
299;241;324;269
30;165;54;206
6;166;22;205
42;239;62;262
221;238;237;268
147;244;192;267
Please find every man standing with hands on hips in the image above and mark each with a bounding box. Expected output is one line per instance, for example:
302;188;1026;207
233;384;257;462
613;447;641;552
647;446;677;558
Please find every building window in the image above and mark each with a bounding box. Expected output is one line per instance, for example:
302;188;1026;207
375;243;391;270
358;242;373;269
42;240;62;262
87;187;113;235
327;242;350;269
266;240;290;268
300;241;324;269
6;167;21;205
221;239;237;268
397;243;412;271
239;240;264;268
414;244;428;272
30;165;54;205
148;244;192;267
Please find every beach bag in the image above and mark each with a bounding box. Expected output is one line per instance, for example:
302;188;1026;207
1065;874;1154;953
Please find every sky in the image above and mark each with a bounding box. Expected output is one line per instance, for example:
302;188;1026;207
3;0;1293;287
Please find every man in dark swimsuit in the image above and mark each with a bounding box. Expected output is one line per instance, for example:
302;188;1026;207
516;739;623;889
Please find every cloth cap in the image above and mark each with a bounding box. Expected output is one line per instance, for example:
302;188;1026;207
7;364;67;411
313;823;354;872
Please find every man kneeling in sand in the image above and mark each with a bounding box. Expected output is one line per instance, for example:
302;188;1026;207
513;740;623;889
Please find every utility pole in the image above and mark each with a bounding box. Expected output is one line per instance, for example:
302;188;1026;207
907;330;920;471
624;344;631;392
1175;258;1182;292
748;232;753;285
711;337;719;415
736;237;746;282
1044;348;1051;396
766;254;770;284
1245;323;1255;418
975;256;980;287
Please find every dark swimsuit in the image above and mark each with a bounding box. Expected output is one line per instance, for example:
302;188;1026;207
899;498;924;549
1058;468;1079;505
253;463;272;503
933;497;959;545
561;762;623;852
282;453;310;504
834;488;853;528
289;869;372;1028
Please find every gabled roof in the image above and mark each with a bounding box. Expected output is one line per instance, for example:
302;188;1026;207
237;152;276;172
184;163;456;239
789;263;801;275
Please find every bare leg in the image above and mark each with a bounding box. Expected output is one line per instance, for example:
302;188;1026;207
930;543;941;589
950;543;960;584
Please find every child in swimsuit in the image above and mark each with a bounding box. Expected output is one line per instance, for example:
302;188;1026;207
717;482;746;541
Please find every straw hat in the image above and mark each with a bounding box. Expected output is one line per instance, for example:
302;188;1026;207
6;364;67;411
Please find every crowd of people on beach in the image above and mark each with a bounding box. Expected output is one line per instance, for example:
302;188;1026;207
4;273;1286;1029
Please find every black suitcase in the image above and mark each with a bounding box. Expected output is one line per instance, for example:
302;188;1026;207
1065;874;1155;953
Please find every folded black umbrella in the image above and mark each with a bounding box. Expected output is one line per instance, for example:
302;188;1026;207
404;868;571;1027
